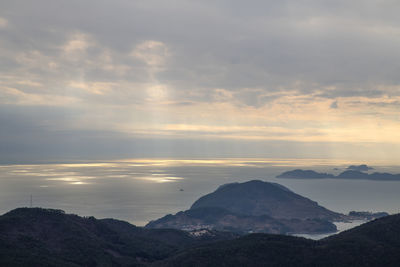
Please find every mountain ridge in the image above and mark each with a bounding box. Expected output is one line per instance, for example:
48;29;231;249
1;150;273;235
0;207;397;266
277;169;400;180
0;207;237;266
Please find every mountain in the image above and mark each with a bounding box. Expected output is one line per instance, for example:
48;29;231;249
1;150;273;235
369;172;400;180
156;213;400;267
146;206;336;235
277;168;400;181
146;180;343;234
336;170;370;179
346;164;374;171
276;169;334;179
348;211;389;220
0;208;236;266
0;207;396;266
190;180;340;220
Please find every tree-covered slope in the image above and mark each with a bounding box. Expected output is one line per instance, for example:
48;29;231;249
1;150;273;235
156;214;400;267
0;208;235;267
0;207;398;267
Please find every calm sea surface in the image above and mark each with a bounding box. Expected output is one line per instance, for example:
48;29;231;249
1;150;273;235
1;158;399;226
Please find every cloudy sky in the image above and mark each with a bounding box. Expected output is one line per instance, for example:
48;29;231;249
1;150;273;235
1;0;400;162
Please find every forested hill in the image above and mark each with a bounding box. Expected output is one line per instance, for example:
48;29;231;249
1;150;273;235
1;207;399;266
0;208;236;266
157;214;400;267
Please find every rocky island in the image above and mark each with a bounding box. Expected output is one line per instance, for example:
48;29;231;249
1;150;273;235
146;180;347;235
277;165;400;181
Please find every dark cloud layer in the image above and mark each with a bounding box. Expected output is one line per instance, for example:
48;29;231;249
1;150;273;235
2;1;400;96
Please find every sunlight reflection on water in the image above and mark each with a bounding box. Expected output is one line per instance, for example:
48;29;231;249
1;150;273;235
0;158;399;226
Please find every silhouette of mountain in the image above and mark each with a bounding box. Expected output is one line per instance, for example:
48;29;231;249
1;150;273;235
348;211;389;220
337;170;370;179
0;207;395;266
276;169;333;179
0;208;236;266
277;167;400;181
346;164;374;171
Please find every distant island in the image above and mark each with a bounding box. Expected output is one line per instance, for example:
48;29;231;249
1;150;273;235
346;164;374;171
348;211;389;220
277;165;400;181
146;180;386;235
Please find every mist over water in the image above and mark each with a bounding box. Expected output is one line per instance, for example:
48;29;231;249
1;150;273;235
1;158;399;226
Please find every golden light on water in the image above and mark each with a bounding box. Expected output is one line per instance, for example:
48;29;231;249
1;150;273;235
116;158;389;167
137;176;184;183
1;158;399;189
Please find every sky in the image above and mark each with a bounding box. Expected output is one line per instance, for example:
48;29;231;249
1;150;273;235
1;0;400;163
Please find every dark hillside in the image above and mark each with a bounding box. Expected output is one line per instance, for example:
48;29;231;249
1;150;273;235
1;208;399;267
0;208;235;266
156;214;400;267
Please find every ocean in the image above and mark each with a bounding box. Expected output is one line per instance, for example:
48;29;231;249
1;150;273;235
0;158;399;227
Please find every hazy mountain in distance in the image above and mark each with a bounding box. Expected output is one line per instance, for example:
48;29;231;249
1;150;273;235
276;169;334;179
277;166;400;181
346;164;374;172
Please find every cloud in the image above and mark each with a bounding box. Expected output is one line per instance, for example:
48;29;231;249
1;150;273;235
0;17;7;28
1;0;400;161
62;33;91;54
130;40;169;68
68;81;114;95
2;1;400;101
1;87;80;106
